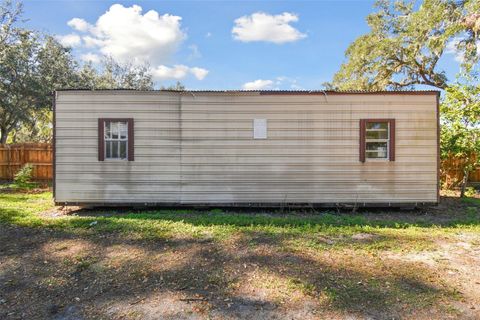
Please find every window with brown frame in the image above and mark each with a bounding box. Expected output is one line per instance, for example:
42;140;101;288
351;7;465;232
98;118;134;161
359;119;395;162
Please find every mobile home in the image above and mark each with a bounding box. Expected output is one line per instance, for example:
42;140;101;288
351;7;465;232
53;90;439;207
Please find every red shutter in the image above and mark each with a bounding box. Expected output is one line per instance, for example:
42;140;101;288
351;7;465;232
98;119;105;161
359;119;366;163
127;119;134;161
389;119;395;161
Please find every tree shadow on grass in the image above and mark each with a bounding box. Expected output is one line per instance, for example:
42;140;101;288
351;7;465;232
0;219;463;320
1;200;473;257
1;194;477;318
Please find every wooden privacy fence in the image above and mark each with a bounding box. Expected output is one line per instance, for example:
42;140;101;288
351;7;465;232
441;155;480;188
0;143;52;181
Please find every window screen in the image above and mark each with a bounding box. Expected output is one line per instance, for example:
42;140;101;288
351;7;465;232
104;121;128;160
98;118;134;161
360;119;395;162
365;122;389;159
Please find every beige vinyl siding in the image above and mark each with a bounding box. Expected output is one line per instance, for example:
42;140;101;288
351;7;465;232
55;91;438;205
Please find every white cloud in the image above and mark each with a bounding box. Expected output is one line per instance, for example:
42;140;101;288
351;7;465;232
68;4;186;65
242;79;274;90
65;4;209;83
67;18;91;32
56;33;81;47
153;65;189;80
446;38;464;63
80;52;101;63
152;65;209;81
277;76;303;89
190;67;209;80
446;37;480;63
82;35;104;48
242;76;302;90
232;12;306;44
205;32;212;38
290;83;303;90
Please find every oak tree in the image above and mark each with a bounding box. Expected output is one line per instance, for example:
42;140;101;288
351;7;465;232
328;0;480;90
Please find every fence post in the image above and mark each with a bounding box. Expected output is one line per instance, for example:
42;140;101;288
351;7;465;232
6;144;11;179
22;144;26;167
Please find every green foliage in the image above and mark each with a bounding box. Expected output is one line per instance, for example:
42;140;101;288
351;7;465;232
462;196;480;206
464;187;477;198
13;163;36;189
0;1;78;143
440;74;480;192
160;81;186;91
77;57;154;90
7;109;52;143
440;76;480;160
328;0;480;90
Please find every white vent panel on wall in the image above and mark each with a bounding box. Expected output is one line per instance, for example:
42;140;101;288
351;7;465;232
253;119;267;139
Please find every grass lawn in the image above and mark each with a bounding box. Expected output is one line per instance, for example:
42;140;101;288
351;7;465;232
1;191;479;319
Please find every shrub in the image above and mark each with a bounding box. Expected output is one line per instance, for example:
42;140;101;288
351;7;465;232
13;164;37;189
465;187;477;198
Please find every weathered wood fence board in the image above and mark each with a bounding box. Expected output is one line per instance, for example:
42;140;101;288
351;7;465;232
0;143;479;185
441;155;480;188
0;143;52;180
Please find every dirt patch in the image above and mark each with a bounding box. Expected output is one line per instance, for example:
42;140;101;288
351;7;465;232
2;222;477;319
351;233;379;242
43;239;94;259
388;231;480;318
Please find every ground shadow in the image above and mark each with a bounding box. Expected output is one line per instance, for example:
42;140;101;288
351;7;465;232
1;194;479;318
0;220;465;319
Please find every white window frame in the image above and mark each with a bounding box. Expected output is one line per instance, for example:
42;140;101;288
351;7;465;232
365;122;390;161
104;121;128;161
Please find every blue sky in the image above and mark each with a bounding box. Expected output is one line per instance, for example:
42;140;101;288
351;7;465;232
22;0;461;90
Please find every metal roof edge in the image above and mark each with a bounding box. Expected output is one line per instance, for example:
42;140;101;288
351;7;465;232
54;89;441;95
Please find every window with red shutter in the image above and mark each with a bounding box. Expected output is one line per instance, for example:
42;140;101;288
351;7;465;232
359;119;395;162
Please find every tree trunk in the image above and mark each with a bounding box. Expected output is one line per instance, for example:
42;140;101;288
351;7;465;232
0;127;8;144
460;167;469;198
